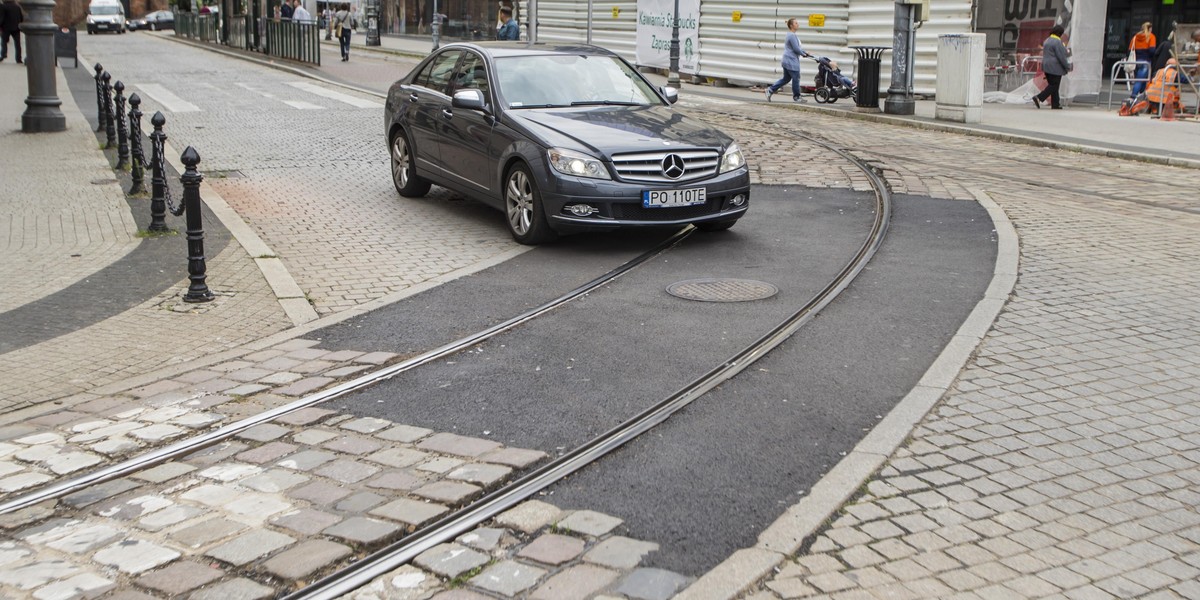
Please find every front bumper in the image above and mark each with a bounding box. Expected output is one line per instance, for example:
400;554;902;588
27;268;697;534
543;168;751;232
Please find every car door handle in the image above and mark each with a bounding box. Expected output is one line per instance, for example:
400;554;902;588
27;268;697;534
441;109;453;119
408;93;419;103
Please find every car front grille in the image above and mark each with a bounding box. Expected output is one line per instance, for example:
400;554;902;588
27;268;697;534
610;149;720;183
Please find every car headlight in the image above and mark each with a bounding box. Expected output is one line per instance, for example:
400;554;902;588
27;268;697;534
547;148;610;180
719;143;746;173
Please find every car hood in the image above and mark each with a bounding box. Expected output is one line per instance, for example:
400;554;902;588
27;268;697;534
506;105;732;158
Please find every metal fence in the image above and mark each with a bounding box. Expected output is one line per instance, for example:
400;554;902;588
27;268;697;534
173;11;319;66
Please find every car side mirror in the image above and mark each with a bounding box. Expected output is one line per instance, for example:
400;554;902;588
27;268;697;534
661;86;679;104
452;89;488;111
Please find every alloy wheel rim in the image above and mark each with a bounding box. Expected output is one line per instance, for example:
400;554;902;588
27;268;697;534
506;171;532;235
392;137;409;188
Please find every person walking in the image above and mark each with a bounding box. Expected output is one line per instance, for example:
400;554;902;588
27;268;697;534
496;6;517;40
765;17;811;103
334;2;354;61
1032;24;1070;110
323;6;332;39
1128;22;1155;97
0;0;22;64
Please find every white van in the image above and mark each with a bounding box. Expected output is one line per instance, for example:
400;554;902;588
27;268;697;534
87;0;126;34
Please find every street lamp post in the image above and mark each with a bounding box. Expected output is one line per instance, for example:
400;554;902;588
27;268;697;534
21;0;66;133
431;0;440;50
667;0;679;87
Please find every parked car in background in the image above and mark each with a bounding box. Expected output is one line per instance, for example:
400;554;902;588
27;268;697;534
384;43;751;245
87;0;126;34
127;10;175;31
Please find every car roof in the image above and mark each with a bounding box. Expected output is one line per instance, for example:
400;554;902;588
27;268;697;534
437;42;620;60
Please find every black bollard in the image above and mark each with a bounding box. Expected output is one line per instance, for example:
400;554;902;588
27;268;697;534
101;72;116;149
180;147;214;303
114;81;129;170
94;63;105;132
129;93;146;195
147;111;172;232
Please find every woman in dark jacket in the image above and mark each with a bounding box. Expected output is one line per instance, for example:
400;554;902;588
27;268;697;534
1032;25;1070;110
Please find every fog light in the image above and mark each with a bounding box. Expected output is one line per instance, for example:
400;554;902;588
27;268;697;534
730;194;747;207
567;204;598;217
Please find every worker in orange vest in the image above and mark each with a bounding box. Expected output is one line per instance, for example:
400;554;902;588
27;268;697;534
1145;58;1193;114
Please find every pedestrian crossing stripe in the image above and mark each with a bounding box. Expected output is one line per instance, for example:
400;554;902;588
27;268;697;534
286;82;383;109
135;84;201;113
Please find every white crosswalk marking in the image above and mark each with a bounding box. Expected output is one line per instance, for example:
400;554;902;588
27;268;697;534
135;84;201;113
283;100;326;110
286;82;383;109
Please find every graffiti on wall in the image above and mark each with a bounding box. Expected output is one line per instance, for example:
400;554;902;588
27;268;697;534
1001;0;1072;52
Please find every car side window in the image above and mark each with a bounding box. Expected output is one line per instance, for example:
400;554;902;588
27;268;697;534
450;52;490;100
414;51;463;96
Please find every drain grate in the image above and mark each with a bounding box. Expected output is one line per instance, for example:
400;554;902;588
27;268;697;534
666;278;778;303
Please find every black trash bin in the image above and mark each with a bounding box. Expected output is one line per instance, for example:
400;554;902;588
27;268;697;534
850;46;889;109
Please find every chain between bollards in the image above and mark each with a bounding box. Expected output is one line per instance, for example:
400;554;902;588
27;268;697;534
114;81;130;171
101;72;116;149
129;94;146;195
180;147;214;303
93;63;105;132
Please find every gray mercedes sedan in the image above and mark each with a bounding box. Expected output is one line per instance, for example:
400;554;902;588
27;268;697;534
384;43;751;244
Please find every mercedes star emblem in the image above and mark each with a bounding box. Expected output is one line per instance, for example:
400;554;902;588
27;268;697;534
661;154;685;179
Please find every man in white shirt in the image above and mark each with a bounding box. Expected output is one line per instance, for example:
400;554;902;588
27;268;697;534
292;0;312;22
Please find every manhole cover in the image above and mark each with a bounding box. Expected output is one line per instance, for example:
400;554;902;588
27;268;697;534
666;278;778;302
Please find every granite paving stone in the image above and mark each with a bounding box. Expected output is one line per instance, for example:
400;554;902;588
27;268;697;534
414;480;482;504
168;518;247;549
93;540;181;574
495;501;563;534
417;433;503;457
517;533;586;566
480;447;548;468
236;441;299;464
205;530;296;565
30;572;115;600
241;468;310;493
457;527;506;552
274;407;337;425
370;498;449;526
556;510;624;537
323;516;401;544
0;560;80;590
469;560;547;597
414;543;490;578
292;429;340;445
276;449;337;471
447;463;512;486
288;481;353;505
271;508;343;536
614;568;692;600
530;564;621;600
188;577;276;600
262;540;352;579
332;491;385;512
366;469;424;491
376;424;433;443
322;435;384;455
314;459;381;483
584;536;660;569
134;561;224;595
367;447;428;468
129;463;197;484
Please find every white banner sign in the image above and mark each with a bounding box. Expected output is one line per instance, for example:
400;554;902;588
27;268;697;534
635;0;700;73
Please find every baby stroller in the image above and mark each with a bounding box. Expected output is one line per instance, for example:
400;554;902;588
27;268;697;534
811;56;857;103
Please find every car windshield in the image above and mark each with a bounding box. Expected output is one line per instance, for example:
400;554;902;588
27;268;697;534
91;6;121;14
494;54;662;109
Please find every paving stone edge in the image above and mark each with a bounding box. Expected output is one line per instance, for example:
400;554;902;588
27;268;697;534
673;187;1019;599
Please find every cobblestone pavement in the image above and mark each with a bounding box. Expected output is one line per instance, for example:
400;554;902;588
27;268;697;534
79;34;522;318
0;65;138;315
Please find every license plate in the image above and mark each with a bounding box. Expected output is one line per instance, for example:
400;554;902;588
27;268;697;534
643;187;706;208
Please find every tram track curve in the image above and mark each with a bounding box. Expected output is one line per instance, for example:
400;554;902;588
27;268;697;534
2;77;893;598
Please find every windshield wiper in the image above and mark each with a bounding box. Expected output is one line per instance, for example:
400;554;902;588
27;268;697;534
509;104;570;109
569;100;643;106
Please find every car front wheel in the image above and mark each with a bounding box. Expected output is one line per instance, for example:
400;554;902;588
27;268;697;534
390;131;431;197
505;163;556;245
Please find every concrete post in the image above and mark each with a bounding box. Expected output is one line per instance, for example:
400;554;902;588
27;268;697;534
20;0;67;133
935;33;986;123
